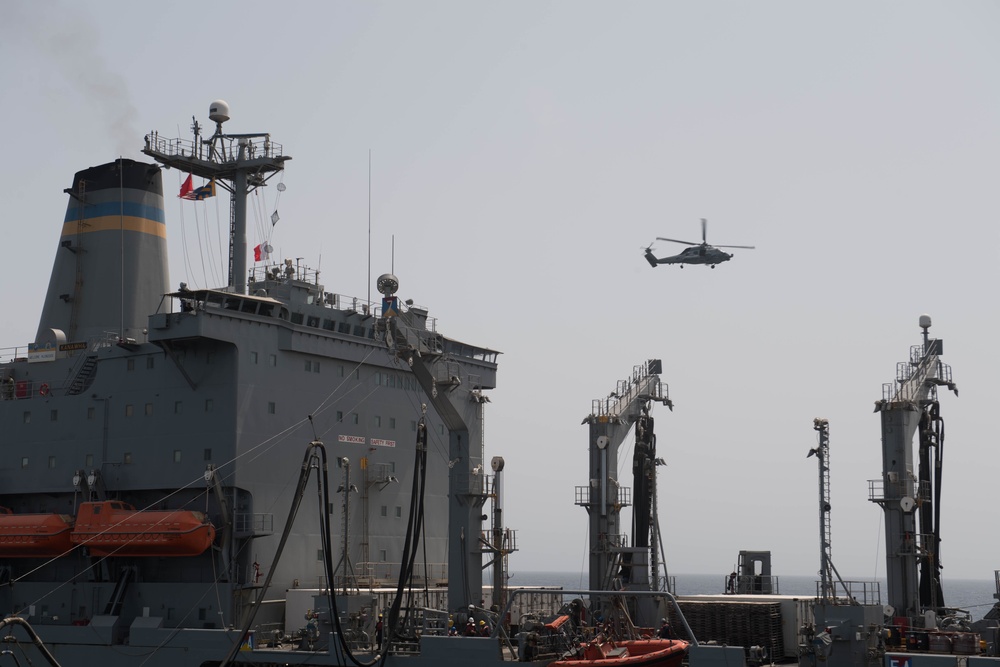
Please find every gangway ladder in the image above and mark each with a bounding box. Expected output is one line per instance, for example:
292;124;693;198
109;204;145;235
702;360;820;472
67;355;99;395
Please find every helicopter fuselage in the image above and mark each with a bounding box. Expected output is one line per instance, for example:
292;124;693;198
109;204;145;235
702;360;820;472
645;245;732;267
645;218;754;268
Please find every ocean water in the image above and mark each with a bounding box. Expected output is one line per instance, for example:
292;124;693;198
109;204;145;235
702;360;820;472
507;571;999;621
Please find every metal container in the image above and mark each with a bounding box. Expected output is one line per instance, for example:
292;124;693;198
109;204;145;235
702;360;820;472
952;632;980;655
927;633;952;653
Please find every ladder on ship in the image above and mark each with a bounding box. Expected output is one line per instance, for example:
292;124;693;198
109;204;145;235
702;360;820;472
67;355;98;395
104;567;135;616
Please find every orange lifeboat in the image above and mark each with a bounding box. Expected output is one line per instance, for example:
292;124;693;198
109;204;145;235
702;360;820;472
551;638;689;667
0;507;75;558
69;501;216;557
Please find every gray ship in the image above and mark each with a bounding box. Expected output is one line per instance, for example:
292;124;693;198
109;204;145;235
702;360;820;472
3;101;1000;667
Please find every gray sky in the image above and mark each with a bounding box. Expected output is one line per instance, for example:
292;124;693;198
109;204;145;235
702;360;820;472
2;2;998;582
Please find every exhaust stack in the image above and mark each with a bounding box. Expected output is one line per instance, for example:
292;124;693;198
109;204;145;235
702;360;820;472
36;159;168;345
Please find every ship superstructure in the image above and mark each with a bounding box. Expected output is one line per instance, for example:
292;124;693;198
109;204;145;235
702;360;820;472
0;102;500;666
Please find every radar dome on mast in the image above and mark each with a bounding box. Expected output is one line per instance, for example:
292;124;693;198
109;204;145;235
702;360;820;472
209;99;230;124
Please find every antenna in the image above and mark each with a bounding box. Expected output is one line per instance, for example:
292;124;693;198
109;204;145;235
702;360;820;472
391;235;395;274
367;149;372;310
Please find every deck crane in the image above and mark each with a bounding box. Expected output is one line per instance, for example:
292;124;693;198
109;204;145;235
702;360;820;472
577;360;672;625
376;274;504;618
870;315;957;624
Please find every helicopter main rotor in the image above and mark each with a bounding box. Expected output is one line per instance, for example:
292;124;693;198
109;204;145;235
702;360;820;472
656;218;754;250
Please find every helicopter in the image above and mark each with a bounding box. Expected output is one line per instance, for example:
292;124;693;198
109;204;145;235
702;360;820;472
644;218;755;269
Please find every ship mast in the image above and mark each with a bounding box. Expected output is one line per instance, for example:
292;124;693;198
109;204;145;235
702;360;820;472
578;360;671;623
142;100;291;294
870;314;957;622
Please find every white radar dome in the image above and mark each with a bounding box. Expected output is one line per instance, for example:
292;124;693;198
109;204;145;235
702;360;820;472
209;100;231;124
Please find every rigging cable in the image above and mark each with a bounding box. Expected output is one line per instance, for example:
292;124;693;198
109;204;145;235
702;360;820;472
218;441;327;667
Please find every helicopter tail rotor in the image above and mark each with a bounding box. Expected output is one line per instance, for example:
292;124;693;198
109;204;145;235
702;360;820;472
643;244;659;267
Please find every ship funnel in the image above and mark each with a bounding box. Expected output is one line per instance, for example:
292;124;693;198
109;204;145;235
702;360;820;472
36;159;168;344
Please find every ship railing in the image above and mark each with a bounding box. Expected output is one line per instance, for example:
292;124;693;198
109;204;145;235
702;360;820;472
0;333;114;366
233;512;274;537
735;574;779;594
368;462;394;484
144;132;283;163
594;533;629;551
590;366;666;420
814;579;881;605
574;485;632;509
354;561;448;585
867;478;931;505
894;532;937;556
0;346;29;364
882;355;952;403
479;528;518;554
654;574;676;595
456;472;487;496
2;378;37;400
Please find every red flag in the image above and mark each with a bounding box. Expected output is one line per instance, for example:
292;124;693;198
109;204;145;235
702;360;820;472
178;174;193;199
253;244;262;262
